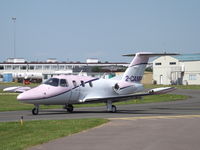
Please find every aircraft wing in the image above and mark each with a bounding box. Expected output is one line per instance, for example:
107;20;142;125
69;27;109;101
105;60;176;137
3;86;31;93
83;87;176;103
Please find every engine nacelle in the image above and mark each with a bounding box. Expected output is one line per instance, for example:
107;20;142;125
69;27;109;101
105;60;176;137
113;81;144;95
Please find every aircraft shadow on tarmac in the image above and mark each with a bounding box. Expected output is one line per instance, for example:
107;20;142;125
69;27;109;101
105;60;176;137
33;109;174;116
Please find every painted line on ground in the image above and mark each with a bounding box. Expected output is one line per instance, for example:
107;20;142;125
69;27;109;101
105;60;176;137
109;115;200;120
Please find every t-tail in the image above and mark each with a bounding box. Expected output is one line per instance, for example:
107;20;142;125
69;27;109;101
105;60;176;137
122;52;178;83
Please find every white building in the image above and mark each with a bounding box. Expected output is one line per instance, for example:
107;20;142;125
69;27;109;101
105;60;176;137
0;58;128;82
6;58;25;63
86;58;99;63
153;54;200;85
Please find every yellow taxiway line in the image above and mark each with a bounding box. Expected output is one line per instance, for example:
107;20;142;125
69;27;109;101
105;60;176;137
109;115;200;120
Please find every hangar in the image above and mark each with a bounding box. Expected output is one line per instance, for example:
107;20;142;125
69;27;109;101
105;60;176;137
153;54;200;85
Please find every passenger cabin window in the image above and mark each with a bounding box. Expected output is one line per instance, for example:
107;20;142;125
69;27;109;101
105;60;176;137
44;78;59;87
169;62;176;65
89;81;93;87
72;80;77;87
60;79;68;87
155;62;162;65
81;81;85;87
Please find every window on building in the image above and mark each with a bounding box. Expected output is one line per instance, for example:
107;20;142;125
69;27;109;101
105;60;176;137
0;66;4;70
44;65;50;70
66;66;72;69
60;79;68;87
59;65;65;70
5;65;12;70
189;74;197;80
169;62;176;65
35;65;42;70
51;65;58;70
29;66;35;70
20;66;27;70
13;65;20;70
155;62;162;65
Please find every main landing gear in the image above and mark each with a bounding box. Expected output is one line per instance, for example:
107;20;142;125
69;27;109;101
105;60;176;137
64;104;74;113
32;105;39;115
107;100;117;113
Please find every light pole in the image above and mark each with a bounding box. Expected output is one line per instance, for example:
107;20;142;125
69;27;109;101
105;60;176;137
12;17;16;58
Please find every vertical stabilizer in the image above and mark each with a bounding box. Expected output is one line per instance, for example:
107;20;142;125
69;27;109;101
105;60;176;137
121;52;178;83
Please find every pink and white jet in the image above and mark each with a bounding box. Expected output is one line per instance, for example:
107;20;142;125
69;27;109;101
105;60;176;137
4;52;177;115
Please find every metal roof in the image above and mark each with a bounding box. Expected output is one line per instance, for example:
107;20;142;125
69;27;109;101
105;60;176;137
173;54;200;61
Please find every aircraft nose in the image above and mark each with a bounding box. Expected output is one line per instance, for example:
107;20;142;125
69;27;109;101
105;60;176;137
17;86;46;101
17;93;27;101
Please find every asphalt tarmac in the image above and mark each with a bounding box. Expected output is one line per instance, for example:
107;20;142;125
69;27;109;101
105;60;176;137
1;88;200;150
0;89;200;122
28;116;200;150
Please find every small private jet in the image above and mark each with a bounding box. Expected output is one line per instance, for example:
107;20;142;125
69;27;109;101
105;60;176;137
4;52;177;115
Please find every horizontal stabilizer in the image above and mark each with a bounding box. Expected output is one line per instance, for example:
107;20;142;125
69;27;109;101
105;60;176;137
3;86;31;93
123;52;179;57
148;87;176;95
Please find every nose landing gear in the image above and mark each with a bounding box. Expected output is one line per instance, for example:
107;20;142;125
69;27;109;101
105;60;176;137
32;105;39;115
64;104;74;113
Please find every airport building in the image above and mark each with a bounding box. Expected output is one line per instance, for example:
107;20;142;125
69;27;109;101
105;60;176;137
0;58;128;82
153;54;200;85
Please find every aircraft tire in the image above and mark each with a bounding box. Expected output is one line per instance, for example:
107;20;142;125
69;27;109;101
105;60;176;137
32;108;39;115
67;105;74;113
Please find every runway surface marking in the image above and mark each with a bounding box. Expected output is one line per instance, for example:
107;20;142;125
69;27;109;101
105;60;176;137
109;114;200;120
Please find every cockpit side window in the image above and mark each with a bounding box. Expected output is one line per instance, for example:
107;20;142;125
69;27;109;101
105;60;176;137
81;80;85;87
72;80;77;87
89;81;93;87
60;79;68;87
44;78;59;87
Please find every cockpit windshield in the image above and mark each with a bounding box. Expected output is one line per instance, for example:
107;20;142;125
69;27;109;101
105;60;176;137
44;78;69;87
44;78;59;87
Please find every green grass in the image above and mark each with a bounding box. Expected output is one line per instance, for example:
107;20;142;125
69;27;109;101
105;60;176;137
0;94;188;112
144;84;200;90
0;118;108;150
0;82;39;87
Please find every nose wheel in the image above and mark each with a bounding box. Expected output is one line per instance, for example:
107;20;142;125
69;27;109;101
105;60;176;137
32;105;39;115
64;104;74;113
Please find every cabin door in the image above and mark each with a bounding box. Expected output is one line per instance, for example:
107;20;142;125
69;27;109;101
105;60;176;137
70;80;80;103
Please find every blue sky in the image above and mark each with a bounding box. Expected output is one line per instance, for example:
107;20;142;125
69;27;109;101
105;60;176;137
0;0;200;62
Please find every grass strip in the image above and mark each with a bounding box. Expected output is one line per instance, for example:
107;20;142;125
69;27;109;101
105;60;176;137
0;82;39;87
0;118;108;150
